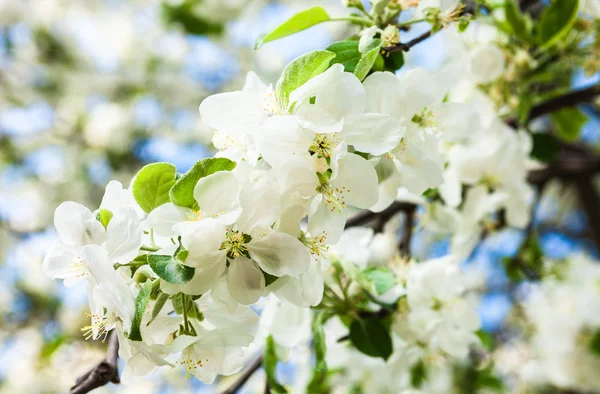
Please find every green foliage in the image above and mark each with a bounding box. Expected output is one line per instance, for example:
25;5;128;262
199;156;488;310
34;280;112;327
169;157;236;209
147;292;169;326
354;40;383;81
95;208;113;229
129;279;155;341
307;311;330;393
161;1;223;36
504;0;532;43
590;329;600;356
256;6;331;49
551;107;588;142
327;40;362;73
360;267;397;295
504;235;543;282
383;51;404;72
132;162;177;213
349;317;393;360
538;0;579;49
530;133;559;163
34;28;75;66
40;334;68;364
148;254;195;285
277;50;336;104
476;329;496;350
265;335;288;393
410;359;427;388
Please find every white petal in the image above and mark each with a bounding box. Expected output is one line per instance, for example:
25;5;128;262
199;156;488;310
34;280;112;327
194;171;239;217
42;242;85;286
199;91;265;130
255;115;313;167
331;153;379;209
227;257;265;305
250;230;310;277
343;114;404;156
176;218;227;267
363;72;404;116
144;203;191;238
235;176;281;233
105;207;143;264
54;201;106;246
307;195;347;245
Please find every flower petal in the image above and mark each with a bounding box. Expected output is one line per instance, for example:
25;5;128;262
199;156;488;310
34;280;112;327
227;257;265;305
250;230;310;277
343;114;404;156
194;170;239;217
54;201;106;246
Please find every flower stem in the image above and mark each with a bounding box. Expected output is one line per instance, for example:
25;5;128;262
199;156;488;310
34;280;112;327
329;16;375;26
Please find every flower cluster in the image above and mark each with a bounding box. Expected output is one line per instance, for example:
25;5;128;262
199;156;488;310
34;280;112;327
523;254;600;392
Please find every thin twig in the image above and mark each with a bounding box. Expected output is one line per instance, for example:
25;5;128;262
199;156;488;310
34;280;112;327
383;30;433;53
398;206;416;258
70;331;120;394
506;83;600;127
221;355;264;394
345;202;416;229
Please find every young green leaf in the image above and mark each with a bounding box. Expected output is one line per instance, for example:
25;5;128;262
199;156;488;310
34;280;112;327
277;50;336;104
169;157;236;209
128;279;154;341
255;6;331;49
550;107;588;142
327;40;361;73
95;208;113;229
505;0;531;44
148;254;195;285
384;51;404;72
530;133;559;163
538;0;579;49
349;318;393;360
132;162;177;213
361;267;397;295
265;335;288;393
147;292;169;326
354;40;382;81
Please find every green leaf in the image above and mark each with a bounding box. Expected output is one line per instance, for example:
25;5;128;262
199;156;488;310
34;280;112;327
255;6;331;49
354;40;382;81
307;311;330;393
476;329;496;351
95;208;113;229
169;157;236;209
132;162;177;214
410;359;427;388
384;51;404;72
349;318;393;360
361;267;397;295
326;40;361;73
129;279;154;341
505;0;531;43
161;1;223;36
40;334;67;363
277;50;336;104
551;107;588;142
589;329;600;356
538;0;579;49
265;335;288;393
530;133;559;163
148;254;195;285
147;292;169;326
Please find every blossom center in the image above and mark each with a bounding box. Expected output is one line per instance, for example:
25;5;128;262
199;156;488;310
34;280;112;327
179;347;204;379
81;313;109;341
260;88;284;116
220;229;252;259
301;231;329;257
317;183;348;213
70;256;89;279
310;133;340;158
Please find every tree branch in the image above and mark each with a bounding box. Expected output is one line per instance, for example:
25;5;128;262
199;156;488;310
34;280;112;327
221;355;264;394
70;331;120;394
345;202;416;229
383;30;433;53
507;83;600;127
573;175;600;252
398;206;416;258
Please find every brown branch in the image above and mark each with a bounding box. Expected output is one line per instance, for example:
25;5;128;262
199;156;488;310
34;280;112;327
221;355;264;394
398;206;416;258
383;30;433;53
573;175;600;252
506;83;600;127
70;331;120;394
345;202;416;229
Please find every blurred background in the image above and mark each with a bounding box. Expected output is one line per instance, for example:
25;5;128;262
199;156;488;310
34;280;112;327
0;0;598;393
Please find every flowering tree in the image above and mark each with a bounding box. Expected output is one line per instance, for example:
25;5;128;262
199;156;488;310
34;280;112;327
39;0;600;393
